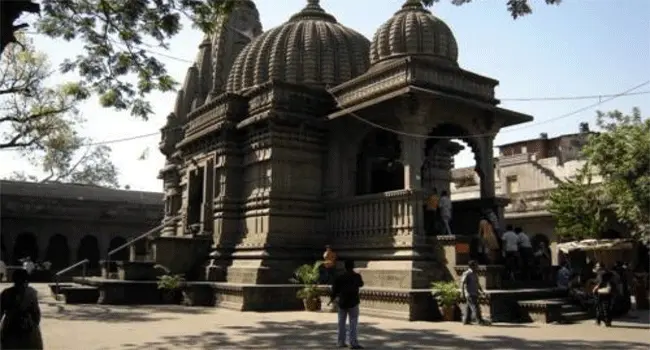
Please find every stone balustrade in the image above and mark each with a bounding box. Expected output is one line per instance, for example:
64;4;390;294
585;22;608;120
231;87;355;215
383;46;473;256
326;189;427;241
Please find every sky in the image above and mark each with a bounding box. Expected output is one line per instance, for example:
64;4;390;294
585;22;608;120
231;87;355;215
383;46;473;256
1;0;649;193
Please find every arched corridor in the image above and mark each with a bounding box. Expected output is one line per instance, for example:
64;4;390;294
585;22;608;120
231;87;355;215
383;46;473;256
108;236;128;261
77;235;100;268
355;129;403;195
12;232;39;264
45;234;70;270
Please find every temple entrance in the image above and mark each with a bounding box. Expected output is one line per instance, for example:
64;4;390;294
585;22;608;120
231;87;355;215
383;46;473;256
108;236;128;261
355;129;403;195
77;235;100;269
187;167;205;227
12;232;38;264
45;234;70;270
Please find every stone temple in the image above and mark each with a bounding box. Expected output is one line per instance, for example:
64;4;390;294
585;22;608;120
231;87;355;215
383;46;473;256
68;0;538;321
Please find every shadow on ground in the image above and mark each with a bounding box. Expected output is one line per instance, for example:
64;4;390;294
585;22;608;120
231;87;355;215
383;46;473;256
120;319;650;350
42;304;212;323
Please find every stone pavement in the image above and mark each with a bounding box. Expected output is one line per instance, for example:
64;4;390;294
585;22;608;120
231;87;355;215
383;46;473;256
5;284;650;350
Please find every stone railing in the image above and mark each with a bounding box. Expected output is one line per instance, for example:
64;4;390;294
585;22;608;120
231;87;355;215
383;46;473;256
498;153;531;166
326;189;426;239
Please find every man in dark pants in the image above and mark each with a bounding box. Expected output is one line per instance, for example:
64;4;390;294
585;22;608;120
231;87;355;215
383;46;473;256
331;260;364;349
460;260;488;325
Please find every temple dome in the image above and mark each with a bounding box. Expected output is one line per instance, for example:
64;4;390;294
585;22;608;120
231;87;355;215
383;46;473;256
370;0;458;66
226;0;370;93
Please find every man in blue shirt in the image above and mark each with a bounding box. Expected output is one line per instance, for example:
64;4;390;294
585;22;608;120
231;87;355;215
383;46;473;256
331;260;364;349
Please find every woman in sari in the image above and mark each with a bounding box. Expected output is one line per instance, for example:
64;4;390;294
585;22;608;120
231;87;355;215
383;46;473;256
0;268;44;349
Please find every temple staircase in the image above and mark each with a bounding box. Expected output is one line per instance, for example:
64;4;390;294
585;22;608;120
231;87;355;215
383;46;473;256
49;215;214;305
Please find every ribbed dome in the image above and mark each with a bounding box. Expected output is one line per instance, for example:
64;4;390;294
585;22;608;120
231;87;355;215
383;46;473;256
370;0;458;66
226;0;370;93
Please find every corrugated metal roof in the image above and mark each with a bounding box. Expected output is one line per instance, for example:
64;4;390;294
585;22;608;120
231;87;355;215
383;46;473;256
0;180;163;205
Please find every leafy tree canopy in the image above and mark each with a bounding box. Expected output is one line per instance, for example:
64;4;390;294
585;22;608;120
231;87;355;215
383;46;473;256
1;0;561;120
1;34;120;188
549;108;650;245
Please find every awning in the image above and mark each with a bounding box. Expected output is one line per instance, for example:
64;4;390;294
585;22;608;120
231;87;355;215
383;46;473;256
557;239;635;254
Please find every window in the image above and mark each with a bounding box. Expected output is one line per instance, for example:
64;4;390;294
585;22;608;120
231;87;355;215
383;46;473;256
506;175;519;194
521;146;528;154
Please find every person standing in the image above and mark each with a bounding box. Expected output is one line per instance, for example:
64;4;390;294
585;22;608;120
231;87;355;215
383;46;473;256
438;190;453;235
425;188;439;234
322;245;338;285
478;217;500;264
515;227;533;280
501;226;519;281
0;268;44;349
592;263;615;327
331;260;364;349
460;260;488;325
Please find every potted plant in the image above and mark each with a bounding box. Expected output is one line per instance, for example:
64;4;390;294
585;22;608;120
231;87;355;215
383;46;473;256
290;261;323;312
157;273;185;304
431;281;461;321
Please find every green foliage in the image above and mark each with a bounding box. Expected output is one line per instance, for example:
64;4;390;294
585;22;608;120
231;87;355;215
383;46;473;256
549;108;650;245
1;34;119;188
583;108;650;245
33;0;236;120
431;281;461;307
548;165;608;241
156;274;185;290
427;0;561;19
290;261;323;300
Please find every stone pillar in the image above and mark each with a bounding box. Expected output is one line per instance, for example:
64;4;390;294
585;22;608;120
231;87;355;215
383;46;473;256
478;136;496;199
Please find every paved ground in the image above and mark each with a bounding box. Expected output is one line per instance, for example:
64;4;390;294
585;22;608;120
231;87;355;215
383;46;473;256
3;284;650;350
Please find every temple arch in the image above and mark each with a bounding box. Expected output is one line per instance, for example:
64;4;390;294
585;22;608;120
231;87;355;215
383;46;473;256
108;236;129;261
12;232;39;264
355;128;404;195
45;234;70;270
77;235;100;268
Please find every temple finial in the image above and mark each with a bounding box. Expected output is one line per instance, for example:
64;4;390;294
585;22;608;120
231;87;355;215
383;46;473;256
403;0;423;8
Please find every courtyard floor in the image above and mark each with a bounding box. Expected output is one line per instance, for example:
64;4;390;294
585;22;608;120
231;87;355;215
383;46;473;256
3;284;650;349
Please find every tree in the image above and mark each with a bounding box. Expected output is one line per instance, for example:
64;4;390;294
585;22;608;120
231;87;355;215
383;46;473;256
0;0;562;120
582;108;650;244
1;35;120;188
548;165;608;241
549;108;650;244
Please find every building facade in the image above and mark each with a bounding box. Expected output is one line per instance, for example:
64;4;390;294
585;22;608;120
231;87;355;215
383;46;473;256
0;180;163;271
450;127;628;260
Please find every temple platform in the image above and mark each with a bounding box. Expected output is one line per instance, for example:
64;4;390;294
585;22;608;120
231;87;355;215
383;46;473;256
67;277;575;323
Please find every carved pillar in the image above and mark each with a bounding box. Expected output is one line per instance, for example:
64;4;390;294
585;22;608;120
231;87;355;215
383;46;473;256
478;135;496;199
401;135;425;190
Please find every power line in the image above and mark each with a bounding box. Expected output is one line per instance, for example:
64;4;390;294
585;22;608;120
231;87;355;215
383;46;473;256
23;29;650;102
46;79;650;147
330;80;650;140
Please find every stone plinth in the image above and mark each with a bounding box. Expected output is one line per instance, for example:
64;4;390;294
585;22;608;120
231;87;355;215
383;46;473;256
152;235;212;277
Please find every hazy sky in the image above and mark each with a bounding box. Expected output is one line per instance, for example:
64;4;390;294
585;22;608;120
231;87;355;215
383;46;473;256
1;0;648;192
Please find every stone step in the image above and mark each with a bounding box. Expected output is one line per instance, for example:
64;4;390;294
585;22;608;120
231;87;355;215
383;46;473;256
54;283;100;304
561;310;591;323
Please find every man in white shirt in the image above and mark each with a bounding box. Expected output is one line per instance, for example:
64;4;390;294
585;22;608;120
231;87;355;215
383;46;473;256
515;227;533;280
501;226;519;280
438;190;453;235
22;257;35;275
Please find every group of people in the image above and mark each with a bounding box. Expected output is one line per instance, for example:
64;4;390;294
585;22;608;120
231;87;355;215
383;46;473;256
425;189;454;235
559;260;633;327
479;219;552;282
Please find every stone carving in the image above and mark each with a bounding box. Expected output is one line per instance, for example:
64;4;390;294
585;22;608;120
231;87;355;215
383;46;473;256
155;0;533;320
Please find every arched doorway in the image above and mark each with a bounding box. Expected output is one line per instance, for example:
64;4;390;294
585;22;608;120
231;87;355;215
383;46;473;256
45;234;70;270
108;236;128;261
12;232;39;264
77;235;100;268
355;129;403;195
